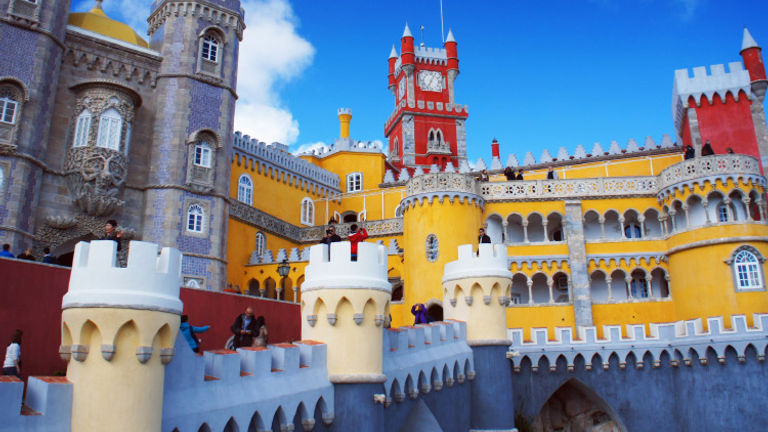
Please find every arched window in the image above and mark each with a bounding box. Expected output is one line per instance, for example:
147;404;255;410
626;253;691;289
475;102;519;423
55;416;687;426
300;197;314;225
97;108;122;150
73;109;91;147
237;174;253;205
346;172;362;192
194;141;212;167
187;204;204;233
425;234;439;262
728;246;765;291
624;223;642;239
394;204;404;218
0;88;19;124
201;34;220;63
255;232;266;259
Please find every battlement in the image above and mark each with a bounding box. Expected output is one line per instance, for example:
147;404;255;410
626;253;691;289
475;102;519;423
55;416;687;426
415;46;447;64
673;62;751;108
163;337;334;431
337;107;352;116
63;241;183;314
382;321;474;401
508;314;768;372
0;376;72;432
232;131;340;190
302;243;390;292
443;244;512;283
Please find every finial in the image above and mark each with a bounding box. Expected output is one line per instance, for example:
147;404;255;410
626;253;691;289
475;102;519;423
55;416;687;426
403;22;413;38
742;27;759;51
446;28;456;43
94;0;103;10
419;25;425;47
389;45;398;59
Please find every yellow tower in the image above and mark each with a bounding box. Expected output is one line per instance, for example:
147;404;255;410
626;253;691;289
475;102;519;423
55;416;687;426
59;241;182;432
337;107;352;139
399;171;484;324
443;243;513;344
300;241;391;382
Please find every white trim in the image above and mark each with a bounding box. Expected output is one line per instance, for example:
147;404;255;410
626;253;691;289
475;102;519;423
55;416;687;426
237;174;253;205
346;171;363;193
301;197;314;226
186;204;205;233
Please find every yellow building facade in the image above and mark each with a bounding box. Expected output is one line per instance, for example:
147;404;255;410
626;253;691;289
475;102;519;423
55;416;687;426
225;109;768;338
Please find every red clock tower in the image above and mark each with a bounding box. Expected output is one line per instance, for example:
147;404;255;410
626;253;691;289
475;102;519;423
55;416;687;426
385;24;469;170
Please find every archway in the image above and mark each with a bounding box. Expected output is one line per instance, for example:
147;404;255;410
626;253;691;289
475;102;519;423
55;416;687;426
534;379;625;431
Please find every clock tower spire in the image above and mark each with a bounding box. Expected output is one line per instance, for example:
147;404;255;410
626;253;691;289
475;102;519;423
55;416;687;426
385;25;468;170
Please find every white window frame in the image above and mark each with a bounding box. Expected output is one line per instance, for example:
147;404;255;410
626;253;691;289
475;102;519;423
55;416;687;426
73;109;91;147
727;246;765;292
201;35;220;63
187;204;204;233
346;172;363;193
717;203;731;222
96;108;122;150
194;141;212;168
255;232;266;259
300;197;314;225
0;94;18;124
238;174;253;205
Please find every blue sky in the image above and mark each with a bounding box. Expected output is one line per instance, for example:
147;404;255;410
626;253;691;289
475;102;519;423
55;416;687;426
72;0;768;164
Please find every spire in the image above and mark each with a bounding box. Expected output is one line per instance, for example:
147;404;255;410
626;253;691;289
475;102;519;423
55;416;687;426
742;27;759;51
445;28;455;43
94;0;103;10
389;45;398;59
403;22;412;38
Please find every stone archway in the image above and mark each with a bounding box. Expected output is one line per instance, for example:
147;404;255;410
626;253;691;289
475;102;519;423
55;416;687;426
533;379;624;432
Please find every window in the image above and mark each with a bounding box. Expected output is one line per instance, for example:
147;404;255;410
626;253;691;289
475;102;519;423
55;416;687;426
624;224;641;239
187;204;204;233
730;247;764;291
0;91;18;124
255;232;266;258
301;197;314;225
73;110;91;147
394;204;404;218
97;108;122;150
718;204;730;222
425;234;439;262
201;35;219;62
629;277;648;298
194;142;212;167
510;293;522;305
238;174;253;205
346;172;362;192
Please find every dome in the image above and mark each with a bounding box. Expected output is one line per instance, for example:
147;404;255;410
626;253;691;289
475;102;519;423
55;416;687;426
68;2;149;48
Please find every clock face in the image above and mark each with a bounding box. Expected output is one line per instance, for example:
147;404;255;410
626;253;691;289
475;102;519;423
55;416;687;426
398;78;405;100
418;71;443;92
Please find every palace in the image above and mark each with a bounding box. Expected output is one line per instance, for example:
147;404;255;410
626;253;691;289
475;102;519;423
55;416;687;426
1;1;768;431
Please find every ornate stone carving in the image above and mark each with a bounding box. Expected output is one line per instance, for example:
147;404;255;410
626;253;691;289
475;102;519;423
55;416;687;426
65;146;127;216
481;177;658;201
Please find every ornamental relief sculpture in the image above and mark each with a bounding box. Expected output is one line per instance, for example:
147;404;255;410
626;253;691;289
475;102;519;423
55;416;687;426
64;89;136;216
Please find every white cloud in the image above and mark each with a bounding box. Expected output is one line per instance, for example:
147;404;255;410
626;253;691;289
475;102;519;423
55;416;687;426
234;0;314;145
101;1;152;36
293;141;328;155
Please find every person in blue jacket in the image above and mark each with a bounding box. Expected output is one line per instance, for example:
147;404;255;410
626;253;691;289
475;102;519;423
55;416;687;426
180;315;210;353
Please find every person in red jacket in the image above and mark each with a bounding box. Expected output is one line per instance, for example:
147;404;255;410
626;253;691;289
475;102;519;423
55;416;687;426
348;223;368;261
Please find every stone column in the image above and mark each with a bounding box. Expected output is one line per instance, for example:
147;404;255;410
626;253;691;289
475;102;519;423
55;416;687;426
625;276;634;299
564;201;593;326
546;276;554;304
605;275;613;301
522;220;529;243
702;199;711;224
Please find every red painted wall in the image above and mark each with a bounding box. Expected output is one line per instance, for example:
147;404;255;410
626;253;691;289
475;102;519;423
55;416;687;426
690;92;760;159
0;258;300;379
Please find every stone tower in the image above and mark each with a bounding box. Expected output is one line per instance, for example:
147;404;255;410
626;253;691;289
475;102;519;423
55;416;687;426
143;0;245;289
385;25;468;169
0;0;72;252
300;241;391;381
60;240;182;432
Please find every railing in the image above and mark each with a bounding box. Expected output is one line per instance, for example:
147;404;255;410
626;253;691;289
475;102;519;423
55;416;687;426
480;177;658;201
300;218;404;242
658;154;761;191
406;172;480;196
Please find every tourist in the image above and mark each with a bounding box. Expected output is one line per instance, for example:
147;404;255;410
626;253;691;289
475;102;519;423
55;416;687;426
180;315;210;353
0;244;14;258
230;307;264;349
411;303;429;325
503;166;514;180
477;169;489;181
478;227;491;244
547;166;557;180
684;144;695;160
42;247;57;264
2;330;21;377
102;219;123;250
516;170;524;180
348;223;369;261
17;248;35;261
321;225;341;245
726;147;735;154
701;140;715;156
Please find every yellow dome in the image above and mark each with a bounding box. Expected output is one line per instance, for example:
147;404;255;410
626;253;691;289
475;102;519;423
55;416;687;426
68;3;149;48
